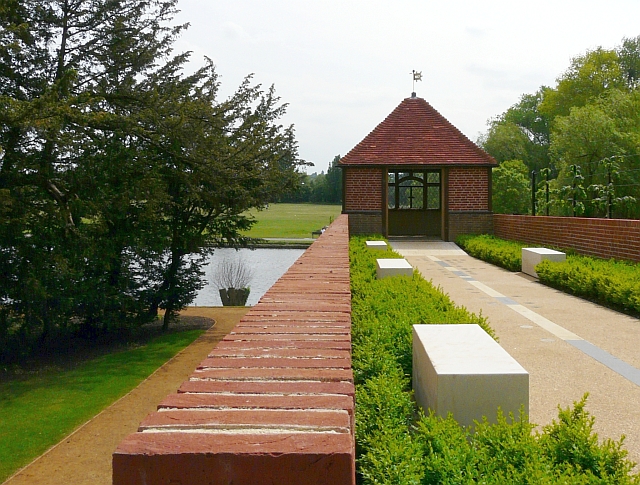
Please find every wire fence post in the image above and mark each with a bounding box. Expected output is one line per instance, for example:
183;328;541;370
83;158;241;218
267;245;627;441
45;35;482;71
607;163;613;219
531;170;537;216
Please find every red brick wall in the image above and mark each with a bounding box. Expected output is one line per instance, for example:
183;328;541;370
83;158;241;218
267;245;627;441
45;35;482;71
448;167;490;211
348;212;382;235
343;167;383;211
494;215;640;263
448;212;493;242
113;216;356;485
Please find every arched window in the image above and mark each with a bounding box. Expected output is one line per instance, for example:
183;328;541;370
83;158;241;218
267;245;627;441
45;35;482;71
388;170;440;210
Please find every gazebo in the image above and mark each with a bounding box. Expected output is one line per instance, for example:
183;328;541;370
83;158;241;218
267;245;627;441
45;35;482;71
339;94;497;241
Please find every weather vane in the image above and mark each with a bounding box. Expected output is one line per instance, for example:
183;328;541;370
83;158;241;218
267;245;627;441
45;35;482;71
411;70;422;97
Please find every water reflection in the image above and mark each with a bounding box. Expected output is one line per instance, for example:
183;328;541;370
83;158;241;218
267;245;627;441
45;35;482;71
191;248;305;306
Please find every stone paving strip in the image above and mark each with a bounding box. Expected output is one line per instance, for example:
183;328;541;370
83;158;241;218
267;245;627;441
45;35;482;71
113;215;355;485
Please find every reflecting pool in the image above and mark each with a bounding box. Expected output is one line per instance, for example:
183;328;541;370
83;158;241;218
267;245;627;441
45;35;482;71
191;248;305;307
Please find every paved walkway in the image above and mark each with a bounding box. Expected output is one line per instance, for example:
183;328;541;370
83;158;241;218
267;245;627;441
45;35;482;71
390;239;640;466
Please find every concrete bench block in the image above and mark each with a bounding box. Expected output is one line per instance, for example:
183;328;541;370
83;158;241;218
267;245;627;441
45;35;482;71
522;247;566;278
365;240;388;250
376;258;413;279
413;324;529;427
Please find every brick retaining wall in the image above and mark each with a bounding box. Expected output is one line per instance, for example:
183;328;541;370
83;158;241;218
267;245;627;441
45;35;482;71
113;215;355;485
494;214;640;263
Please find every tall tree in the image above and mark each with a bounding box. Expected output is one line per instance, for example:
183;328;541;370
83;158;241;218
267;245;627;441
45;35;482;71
492;160;530;215
479;88;551;172
0;0;305;355
550;89;640;217
540;48;626;119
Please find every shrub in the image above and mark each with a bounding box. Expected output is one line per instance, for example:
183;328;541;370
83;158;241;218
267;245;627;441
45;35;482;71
536;256;640;315
456;234;524;272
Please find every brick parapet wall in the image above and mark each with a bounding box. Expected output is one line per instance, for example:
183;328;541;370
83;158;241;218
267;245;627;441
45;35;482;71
448;211;494;242
346;211;382;235
344;167;382;211
113;215;355;485
448;167;489;211
494;215;640;263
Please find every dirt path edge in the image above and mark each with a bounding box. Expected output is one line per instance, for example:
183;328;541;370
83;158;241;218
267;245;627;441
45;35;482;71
3;307;249;485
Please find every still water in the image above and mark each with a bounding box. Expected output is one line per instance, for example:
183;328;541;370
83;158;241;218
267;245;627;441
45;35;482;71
191;248;305;307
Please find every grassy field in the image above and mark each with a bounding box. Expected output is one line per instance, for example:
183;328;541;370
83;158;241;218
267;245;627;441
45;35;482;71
0;329;204;482
242;203;342;239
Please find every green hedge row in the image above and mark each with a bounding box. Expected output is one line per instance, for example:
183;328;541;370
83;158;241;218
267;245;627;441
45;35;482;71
536;256;640;316
455;234;640;316
350;236;639;484
456;234;524;272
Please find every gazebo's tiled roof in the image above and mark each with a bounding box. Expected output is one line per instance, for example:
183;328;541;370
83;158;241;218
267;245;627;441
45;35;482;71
339;96;497;166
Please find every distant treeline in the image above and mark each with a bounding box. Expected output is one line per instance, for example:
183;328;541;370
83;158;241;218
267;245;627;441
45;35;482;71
279;155;342;204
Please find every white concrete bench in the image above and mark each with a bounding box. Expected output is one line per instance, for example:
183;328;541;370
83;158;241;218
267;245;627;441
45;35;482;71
413;324;529;427
366;240;388;250
522;247;566;278
376;258;413;279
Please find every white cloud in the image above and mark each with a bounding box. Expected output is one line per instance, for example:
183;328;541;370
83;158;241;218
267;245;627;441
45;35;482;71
173;0;640;172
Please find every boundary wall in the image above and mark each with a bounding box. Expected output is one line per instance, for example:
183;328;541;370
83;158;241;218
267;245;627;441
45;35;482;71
494;214;640;263
113;215;355;485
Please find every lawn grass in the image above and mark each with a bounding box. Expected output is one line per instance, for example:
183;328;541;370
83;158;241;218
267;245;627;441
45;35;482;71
242;203;342;239
0;329;204;482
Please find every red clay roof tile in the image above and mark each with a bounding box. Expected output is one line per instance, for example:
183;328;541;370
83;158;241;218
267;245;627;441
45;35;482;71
339;96;497;166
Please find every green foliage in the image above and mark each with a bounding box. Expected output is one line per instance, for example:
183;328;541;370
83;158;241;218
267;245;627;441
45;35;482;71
456;234;525;272
351;235;639;484
540;395;638;482
540;48;626;119
492;160;531;215
536;256;640;315
479;36;640;218
550;90;640;218
0;0;305;353
0;328;204;482
478;88;551;172
279;155;342;204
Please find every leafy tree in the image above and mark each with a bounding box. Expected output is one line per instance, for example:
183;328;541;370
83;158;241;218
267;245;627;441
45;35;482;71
277;155;342;204
479;88;551;172
540;48;626;119
0;0;304;357
324;155;342;203
617;35;640;88
140;68;303;328
492;160;530;215
481;36;640;219
479;121;532;164
550;90;640;217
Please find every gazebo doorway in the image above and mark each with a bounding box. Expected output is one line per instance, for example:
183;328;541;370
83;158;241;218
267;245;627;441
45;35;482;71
387;169;441;237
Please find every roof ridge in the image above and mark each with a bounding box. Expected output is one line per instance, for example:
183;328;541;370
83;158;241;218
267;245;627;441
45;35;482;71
339;97;497;166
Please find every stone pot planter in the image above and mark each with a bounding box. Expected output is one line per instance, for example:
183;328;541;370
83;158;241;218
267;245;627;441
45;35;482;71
219;287;250;306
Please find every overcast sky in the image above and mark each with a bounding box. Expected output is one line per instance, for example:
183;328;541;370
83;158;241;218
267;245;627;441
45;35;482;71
173;1;640;174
